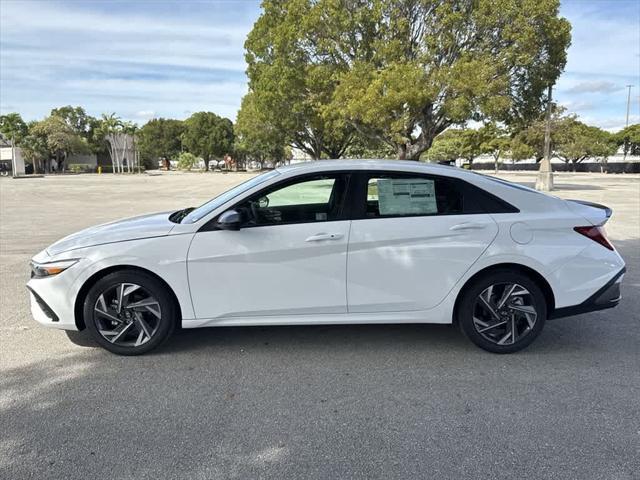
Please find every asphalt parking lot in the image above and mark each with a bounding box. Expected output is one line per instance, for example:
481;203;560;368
1;170;639;479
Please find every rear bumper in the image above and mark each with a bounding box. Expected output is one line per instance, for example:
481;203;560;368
550;267;625;319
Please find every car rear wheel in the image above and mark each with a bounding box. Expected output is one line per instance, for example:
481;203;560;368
457;270;547;353
83;270;176;355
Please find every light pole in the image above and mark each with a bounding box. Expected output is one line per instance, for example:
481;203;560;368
623;85;633;161
10;136;18;178
625;85;633;128
535;84;554;191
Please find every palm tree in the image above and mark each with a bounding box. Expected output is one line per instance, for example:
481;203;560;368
97;113;124;173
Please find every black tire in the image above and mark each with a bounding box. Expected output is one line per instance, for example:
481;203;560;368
457;270;547;353
83;270;176;355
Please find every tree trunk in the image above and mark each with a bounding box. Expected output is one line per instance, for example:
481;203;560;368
397;144;407;160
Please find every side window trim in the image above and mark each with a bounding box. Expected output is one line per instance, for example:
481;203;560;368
200;171;352;231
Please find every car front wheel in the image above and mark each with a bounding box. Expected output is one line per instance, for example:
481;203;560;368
82;270;176;355
457;270;547;353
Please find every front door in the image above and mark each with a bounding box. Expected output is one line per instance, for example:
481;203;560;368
346;172;498;313
187;173;351;319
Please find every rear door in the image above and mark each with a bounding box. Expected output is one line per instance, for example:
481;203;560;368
187;173;352;319
346;171;498;313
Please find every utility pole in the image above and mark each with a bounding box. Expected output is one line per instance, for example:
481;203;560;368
625;85;633;127
535;84;554;191
623;85;633;161
10;136;17;178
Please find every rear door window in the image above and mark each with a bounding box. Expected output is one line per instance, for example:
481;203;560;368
364;174;464;217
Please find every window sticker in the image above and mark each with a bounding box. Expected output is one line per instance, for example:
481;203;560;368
377;178;437;215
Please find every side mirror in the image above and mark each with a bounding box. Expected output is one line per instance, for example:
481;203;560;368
217;209;242;231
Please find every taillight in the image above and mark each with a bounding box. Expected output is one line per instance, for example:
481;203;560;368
574;226;614;251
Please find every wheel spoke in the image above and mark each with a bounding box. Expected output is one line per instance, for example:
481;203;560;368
126;298;160;310
123;284;140;297
478;321;507;333
478;295;500;320
473;316;490;328
116;284;125;313
497;284;517;309
144;304;161;319
107;322;133;343
508;304;536;315
135;313;153;338
134;328;146;346
97;294;108;313
95;307;121;324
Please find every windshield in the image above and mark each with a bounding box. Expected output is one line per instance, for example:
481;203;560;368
181;170;281;223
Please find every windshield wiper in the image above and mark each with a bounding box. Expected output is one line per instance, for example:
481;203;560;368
169;207;195;224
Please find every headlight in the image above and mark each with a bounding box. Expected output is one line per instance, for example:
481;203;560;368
30;259;79;278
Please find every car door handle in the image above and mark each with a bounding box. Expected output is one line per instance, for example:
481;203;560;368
305;233;344;242
449;222;487;231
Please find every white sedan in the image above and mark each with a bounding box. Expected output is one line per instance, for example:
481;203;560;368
27;160;626;355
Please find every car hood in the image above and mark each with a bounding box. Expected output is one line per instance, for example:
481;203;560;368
46;211;176;255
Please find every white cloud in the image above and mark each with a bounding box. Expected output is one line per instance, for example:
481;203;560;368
566;81;625;94
0;0;257;122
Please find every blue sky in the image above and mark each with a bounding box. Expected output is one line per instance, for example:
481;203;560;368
1;0;638;130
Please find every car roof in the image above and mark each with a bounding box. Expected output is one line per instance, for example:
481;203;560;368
276;159;466;177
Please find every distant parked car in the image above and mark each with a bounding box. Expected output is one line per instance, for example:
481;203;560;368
27;160;625;355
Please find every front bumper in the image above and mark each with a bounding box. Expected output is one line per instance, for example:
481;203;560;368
550;267;625;319
26;255;83;330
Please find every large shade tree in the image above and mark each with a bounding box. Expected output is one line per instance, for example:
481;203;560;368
245;7;357;160
554;119;617;170
248;0;571;160
615;124;640;159
137;118;185;169
30;115;88;172
182;112;234;171
234;92;289;166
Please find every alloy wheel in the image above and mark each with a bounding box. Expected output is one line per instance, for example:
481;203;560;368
472;283;538;346
93;282;162;347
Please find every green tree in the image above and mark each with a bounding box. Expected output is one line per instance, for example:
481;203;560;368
20;121;49;173
0;113;29;144
249;0;570;160
30;116;88;172
235;92;288;166
50;106;92;135
615;124;640;158
424;129;464;163
137;118;185;168
245;5;356;160
423;128;482;164
510;107;568;162
478;123;511;173
555;120;618;171
182;112;234;171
